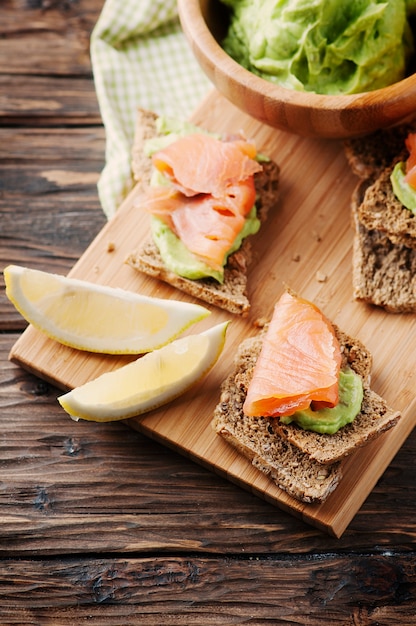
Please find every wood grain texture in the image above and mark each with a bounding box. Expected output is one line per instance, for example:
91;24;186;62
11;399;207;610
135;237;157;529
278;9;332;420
0;76;102;125
1;1;416;622
0;555;414;625
0;0;101;76
9;91;416;537
0;126;106;329
0;0;106;329
1;341;415;553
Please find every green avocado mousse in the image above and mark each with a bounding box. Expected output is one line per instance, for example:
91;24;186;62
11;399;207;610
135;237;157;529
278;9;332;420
280;367;364;435
141;116;265;284
150;207;260;283
391;132;416;213
220;0;416;95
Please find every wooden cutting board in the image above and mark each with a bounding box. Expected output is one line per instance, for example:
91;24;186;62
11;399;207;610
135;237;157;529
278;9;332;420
9;90;416;537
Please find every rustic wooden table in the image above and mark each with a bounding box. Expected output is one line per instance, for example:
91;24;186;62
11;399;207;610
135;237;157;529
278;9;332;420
0;2;415;624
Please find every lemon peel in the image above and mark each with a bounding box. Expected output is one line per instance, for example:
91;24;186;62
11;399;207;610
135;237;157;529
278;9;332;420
58;321;229;422
4;265;210;354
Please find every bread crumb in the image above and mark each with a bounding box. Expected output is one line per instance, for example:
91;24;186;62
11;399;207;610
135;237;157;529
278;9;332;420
253;317;268;329
316;271;327;283
107;241;116;252
292;253;301;262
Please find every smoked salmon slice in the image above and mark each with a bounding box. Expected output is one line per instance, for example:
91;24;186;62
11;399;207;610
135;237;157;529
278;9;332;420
142;133;261;272
243;292;342;418
152;133;262;197
142;178;256;271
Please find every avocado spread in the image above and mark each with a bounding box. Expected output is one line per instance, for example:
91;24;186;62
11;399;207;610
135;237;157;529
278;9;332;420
150;207;260;282
391;162;416;214
280;367;364;434
220;0;416;95
144;117;262;283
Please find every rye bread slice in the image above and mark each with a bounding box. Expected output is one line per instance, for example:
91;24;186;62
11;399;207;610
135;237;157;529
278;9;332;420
354;166;416;249
212;324;400;501
212;332;342;504
351;182;416;312
344;122;416;180
126;109;280;316
345;121;416;311
131;108;159;195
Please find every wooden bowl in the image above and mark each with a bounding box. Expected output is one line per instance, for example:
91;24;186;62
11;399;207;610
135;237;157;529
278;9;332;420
178;0;416;139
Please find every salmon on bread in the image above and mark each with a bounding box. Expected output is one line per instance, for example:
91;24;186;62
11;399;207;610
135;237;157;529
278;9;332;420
212;292;400;503
126;109;280;316
344;121;416;312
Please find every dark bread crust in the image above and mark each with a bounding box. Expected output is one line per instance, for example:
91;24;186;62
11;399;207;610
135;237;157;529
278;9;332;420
126;109;280;316
345;121;416;311
351;184;416;312
212;324;400;501
344;122;416;180
355;166;416;249
212;332;342;504
131;108;159;192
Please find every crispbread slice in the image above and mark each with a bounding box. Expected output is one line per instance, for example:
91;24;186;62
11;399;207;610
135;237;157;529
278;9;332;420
216;421;341;504
131;108;159;194
344;122;416;180
212;335;342;504
212;324;400;501
345;122;416;312
351;195;416;313
126;108;280;316
276;386;400;465
355;166;416;249
127;239;254;316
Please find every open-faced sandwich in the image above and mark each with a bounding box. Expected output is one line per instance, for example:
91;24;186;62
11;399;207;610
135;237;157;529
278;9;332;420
126;109;280;316
344;122;416;312
212;291;400;503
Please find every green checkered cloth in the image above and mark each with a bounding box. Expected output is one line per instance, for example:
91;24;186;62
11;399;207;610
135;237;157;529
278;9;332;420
91;0;211;218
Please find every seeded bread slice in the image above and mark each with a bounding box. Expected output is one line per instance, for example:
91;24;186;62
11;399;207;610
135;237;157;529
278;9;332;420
344;122;416;180
212;325;400;502
351;181;416;312
131;108;159;195
212;333;342;504
345;121;416;249
345;122;416;311
126;109;280;316
354;166;416;249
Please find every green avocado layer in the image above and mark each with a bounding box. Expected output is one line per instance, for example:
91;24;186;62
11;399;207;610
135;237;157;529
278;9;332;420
150;207;260;283
280;367;364;434
390;161;416;214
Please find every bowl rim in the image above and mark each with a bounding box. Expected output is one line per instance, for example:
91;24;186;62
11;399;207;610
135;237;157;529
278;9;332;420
178;0;416;114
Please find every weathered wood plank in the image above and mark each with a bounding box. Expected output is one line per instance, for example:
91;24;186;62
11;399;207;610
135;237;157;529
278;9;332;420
0;555;414;625
0;127;105;160
1;334;415;556
0;1;415;619
0;0;102;76
0;1;102;125
0;76;101;125
0;126;106;329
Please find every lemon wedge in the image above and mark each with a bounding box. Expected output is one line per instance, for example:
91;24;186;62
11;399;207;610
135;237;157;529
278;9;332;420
4;265;210;354
58;321;229;421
